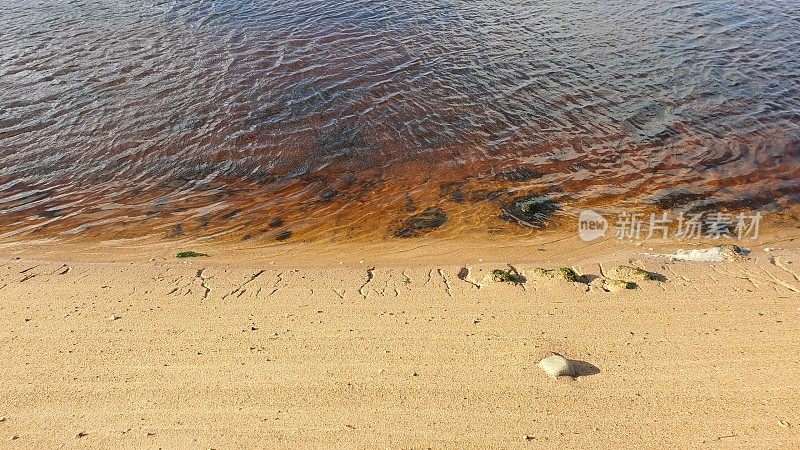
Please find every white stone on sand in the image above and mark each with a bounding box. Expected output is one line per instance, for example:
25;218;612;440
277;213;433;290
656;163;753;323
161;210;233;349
661;244;746;262
538;354;575;378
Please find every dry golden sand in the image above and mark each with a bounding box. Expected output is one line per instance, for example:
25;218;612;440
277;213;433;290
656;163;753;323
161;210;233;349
1;231;799;448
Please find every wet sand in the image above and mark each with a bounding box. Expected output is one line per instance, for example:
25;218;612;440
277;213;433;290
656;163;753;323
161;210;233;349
1;231;799;447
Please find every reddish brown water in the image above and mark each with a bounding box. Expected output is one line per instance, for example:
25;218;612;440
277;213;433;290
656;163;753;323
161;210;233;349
1;0;799;243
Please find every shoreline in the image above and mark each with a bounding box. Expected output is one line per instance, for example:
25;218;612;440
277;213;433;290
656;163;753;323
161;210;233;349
1;226;799;447
3;202;798;253
2;210;799;267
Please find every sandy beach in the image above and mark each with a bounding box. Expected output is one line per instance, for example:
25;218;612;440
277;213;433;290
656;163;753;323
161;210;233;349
4;0;800;448
1;229;799;448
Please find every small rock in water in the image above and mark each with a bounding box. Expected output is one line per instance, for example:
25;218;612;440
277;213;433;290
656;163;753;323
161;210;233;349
537;354;575;378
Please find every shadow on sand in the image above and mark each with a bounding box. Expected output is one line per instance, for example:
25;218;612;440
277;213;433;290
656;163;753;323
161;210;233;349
570;359;601;377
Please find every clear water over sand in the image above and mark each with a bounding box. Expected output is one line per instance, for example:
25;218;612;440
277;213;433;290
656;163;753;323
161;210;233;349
1;0;798;242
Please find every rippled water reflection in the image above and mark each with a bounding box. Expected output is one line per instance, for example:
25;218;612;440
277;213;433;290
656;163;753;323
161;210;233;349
1;0;799;242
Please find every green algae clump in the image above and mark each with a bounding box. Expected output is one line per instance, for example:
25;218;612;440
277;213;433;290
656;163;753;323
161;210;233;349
533;267;579;282
604;279;638;291
176;251;209;258
610;265;656;281
501;195;560;228
487;269;525;285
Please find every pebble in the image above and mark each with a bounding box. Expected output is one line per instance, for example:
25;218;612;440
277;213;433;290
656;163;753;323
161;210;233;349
108;314;120;321
537;354;575;378
779;420;790;428
764;247;772;252
0;416;5;422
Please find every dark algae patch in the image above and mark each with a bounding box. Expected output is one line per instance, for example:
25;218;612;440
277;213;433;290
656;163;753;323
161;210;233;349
317;187;339;203
403;194;417;213
38;209;62;218
176;251;209;258
439;182;466;203
275;230;293;241
469;189;504;202
393;207;447;238
501;195;559;228
222;209;242;220
167;223;184;238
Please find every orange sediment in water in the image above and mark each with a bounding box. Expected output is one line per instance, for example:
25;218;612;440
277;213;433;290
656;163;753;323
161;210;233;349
1;144;798;246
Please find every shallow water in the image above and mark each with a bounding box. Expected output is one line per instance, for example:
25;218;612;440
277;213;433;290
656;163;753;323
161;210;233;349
1;0;799;242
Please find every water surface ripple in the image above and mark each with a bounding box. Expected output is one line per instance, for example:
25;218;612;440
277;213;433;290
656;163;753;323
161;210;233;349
1;0;799;241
